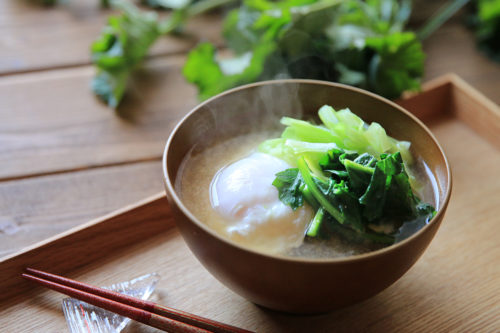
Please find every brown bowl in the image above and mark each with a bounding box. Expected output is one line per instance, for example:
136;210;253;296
162;80;452;314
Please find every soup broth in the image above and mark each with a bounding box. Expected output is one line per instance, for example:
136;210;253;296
177;133;437;259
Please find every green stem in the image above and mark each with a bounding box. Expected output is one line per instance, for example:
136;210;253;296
300;184;320;210
306;207;324;237
297;157;345;224
418;0;471;40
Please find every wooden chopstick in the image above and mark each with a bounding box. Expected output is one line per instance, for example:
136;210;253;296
23;268;254;333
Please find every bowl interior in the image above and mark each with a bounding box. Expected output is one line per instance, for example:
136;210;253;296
166;80;450;229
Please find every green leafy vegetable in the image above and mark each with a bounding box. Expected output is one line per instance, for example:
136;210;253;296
88;0;496;108
278;151;435;244
272;168;305;210
260;105;413;165
91;1;161;107
269;105;436;245
183;39;277;100
343;158;374;195
326;0;424;99
306;207;325;237
365;32;424;99
474;0;500;62
323;214;396;244
91;0;237;108
184;0;341;99
360;152;402;221
185;0;425;100
298;156;349;225
394;202;436;242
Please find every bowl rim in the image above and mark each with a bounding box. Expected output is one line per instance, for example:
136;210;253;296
162;79;452;264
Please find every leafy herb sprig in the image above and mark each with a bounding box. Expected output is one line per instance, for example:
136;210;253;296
91;0;237;107
88;0;500;108
471;0;500;62
91;0;425;107
184;0;426;100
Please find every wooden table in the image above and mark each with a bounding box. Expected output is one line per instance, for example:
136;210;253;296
1;1;499;332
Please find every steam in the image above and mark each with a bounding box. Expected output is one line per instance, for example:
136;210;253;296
180;80;307;179
204;81;304;144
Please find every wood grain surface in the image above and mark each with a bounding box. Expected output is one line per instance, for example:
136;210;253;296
0;56;194;181
398;74;500;150
0;161;163;257
1;120;499;331
1;2;500;331
424;23;500;106
1;77;499;332
0;193;170;304
0;1;222;75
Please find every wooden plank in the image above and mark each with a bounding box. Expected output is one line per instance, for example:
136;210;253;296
0;191;169;304
423;22;500;106
2;21;499;182
0;161;164;258
0;55;195;181
1;116;499;332
0;1;222;74
450;75;500;149
398;73;500;149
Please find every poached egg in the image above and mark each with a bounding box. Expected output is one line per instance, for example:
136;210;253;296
210;152;313;254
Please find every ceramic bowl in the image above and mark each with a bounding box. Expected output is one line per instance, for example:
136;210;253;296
162;80;452;314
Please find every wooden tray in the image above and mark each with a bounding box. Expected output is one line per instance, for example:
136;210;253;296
1;74;499;332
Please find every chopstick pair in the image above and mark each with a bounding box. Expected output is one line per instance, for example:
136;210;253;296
23;268;254;333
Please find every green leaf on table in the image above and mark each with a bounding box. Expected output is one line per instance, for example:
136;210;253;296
475;0;500;62
186;0;343;99
365;31;424;99
91;70;129;109
323;0;421;98
222;7;261;54
222;0;314;54
183;39;277;100
91;1;160;107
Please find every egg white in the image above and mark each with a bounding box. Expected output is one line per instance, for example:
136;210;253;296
210;152;313;254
